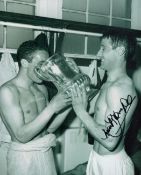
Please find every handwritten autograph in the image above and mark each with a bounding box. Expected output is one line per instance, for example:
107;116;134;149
102;95;136;139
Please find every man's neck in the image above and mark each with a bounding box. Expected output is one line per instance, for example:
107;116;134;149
107;68;126;82
15;70;34;90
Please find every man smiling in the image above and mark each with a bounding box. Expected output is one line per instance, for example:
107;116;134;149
71;30;138;175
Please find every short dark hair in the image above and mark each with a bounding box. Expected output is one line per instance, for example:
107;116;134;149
102;30;137;61
17;40;48;66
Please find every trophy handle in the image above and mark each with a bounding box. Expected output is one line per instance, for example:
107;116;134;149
65;57;80;74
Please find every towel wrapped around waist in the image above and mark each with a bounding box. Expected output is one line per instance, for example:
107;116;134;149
7;134;57;175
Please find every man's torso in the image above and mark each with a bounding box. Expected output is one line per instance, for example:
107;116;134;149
4;80;48;141
93;75;137;155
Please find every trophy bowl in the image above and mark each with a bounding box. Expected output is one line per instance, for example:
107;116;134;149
34;53;98;100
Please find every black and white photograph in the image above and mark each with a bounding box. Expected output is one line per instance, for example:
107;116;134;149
0;0;141;175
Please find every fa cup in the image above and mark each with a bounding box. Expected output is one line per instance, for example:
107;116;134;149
34;53;97;99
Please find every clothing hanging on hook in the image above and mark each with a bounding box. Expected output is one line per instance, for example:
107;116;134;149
0;50;18;175
0;51;18;144
0;52;18;86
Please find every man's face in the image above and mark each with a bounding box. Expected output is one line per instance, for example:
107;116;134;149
27;50;49;83
97;37;117;71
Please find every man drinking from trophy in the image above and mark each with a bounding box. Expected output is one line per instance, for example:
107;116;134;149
0;40;72;175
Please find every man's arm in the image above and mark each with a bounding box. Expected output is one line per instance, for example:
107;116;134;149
0;85;70;143
71;84;137;151
38;84;72;133
47;106;72;133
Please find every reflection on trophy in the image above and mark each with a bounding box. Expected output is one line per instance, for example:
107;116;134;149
34;53;98;99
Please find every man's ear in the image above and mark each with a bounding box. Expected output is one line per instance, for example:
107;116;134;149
21;59;29;68
116;46;125;56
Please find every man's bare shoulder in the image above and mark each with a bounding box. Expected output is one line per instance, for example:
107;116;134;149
111;76;136;95
106;76;137;108
0;81;19;102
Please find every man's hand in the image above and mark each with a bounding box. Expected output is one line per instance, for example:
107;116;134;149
71;83;88;114
49;91;71;113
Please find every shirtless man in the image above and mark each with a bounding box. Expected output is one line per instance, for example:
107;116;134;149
0;40;71;175
71;31;138;175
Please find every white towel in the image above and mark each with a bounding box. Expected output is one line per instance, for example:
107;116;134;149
7;134;57;175
86;149;134;175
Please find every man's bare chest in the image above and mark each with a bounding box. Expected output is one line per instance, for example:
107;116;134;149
18;87;46;123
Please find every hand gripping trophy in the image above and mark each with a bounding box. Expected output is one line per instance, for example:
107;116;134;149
34;53;98;99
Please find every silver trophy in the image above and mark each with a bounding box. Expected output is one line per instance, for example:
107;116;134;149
34;53;98;99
